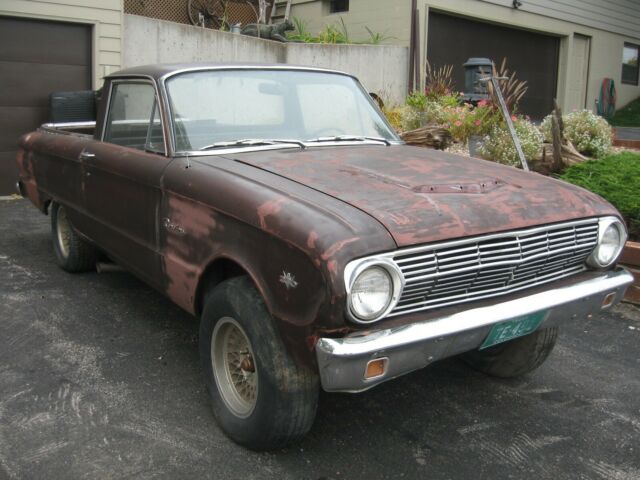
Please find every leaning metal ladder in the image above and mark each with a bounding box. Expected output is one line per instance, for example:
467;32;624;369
479;75;530;172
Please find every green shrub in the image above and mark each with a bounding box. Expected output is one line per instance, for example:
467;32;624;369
382;105;405;131
395;92;450;131
441;103;502;143
540;109;612;158
479;118;543;167
608;97;640;127
388;92;501;138
560;152;640;239
388;95;503;140
398;105;425;131
317;18;350;43
287;16;389;45
406;91;429;110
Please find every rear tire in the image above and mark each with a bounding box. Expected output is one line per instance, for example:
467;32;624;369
51;202;97;272
199;276;319;450
461;327;558;378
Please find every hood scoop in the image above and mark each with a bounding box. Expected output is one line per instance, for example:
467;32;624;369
411;179;507;195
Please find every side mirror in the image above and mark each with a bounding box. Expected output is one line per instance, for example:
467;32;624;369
369;92;384;109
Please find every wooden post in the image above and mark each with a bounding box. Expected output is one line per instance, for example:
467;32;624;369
551;100;563;173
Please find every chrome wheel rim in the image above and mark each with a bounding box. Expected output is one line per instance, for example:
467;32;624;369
211;317;258;418
56;206;72;259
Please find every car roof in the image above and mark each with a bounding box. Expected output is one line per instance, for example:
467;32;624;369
106;63;351;81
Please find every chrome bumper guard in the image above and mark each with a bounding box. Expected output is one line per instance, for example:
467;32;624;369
316;268;633;392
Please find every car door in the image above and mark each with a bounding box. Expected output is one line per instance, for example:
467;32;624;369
79;79;172;287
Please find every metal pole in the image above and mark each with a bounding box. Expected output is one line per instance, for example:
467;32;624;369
481;76;530;171
408;0;417;93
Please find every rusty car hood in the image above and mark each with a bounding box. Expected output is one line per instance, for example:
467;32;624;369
229;145;617;247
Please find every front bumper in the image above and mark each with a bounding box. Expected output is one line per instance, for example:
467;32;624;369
316;268;633;392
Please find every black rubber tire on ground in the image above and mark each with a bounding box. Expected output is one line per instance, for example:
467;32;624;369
199;276;319;450
461;327;558;378
50;202;97;272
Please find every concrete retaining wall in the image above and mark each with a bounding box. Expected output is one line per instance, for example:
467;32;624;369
122;14;409;105
285;42;408;105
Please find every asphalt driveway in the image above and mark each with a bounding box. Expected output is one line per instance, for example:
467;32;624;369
1;198;639;479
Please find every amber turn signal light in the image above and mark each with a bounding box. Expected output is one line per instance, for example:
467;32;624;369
364;358;388;380
602;292;616;309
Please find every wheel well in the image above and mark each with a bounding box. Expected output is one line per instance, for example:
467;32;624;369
195;258;248;317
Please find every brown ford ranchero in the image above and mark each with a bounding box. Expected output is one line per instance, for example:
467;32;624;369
16;64;633;450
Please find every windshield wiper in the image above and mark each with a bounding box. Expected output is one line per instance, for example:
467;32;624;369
305;135;391;146
199;138;306;151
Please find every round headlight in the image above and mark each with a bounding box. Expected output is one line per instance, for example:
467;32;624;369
349;266;393;321
588;219;626;268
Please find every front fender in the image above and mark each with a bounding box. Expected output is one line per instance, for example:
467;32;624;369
159;156;396;366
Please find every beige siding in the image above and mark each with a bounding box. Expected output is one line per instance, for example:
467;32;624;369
290;0;412;45
480;0;640;39
0;0;123;88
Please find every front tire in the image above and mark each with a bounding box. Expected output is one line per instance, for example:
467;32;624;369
461;327;558;378
199;276;319;450
51;202;97;272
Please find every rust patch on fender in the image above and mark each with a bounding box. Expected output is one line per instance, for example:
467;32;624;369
306;231;318;249
321;237;359;261
162;193;219;312
257;197;286;230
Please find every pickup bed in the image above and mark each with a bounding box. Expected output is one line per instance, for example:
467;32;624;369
16;63;633;450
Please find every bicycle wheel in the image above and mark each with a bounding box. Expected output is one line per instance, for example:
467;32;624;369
187;0;227;29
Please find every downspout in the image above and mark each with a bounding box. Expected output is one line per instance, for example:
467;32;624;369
408;0;417;93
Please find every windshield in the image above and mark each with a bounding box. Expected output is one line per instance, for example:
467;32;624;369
165;69;399;151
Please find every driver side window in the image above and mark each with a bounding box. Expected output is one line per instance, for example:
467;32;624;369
104;82;165;154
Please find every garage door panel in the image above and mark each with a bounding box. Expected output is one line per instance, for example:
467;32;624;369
427;12;559;120
0;17;91;195
0;106;49;151
0;61;91;107
0;152;19;196
0;17;91;66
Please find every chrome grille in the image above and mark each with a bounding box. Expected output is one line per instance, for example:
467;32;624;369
390;219;599;316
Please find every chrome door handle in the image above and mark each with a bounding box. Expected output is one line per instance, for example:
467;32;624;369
80;151;95;160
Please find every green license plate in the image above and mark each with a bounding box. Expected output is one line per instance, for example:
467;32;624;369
480;310;547;350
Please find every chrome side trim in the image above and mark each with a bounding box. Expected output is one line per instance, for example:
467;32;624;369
157;65;356;83
41;121;96;130
174;140;404;157
317;268;633;392
102;79;170;156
